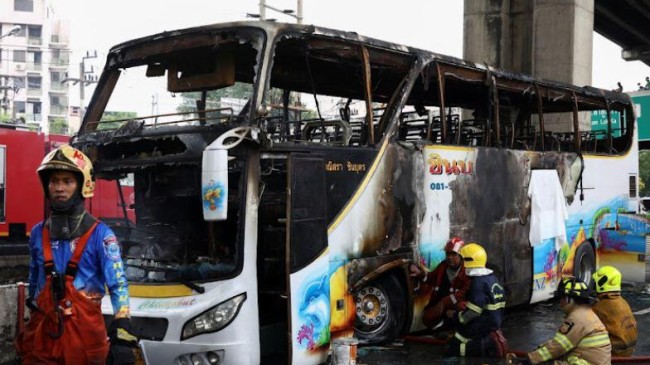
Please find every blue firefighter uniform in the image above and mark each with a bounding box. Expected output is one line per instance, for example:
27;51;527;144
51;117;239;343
446;268;507;357
28;221;130;318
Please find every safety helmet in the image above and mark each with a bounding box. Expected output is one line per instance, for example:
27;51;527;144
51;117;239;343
557;277;595;301
593;265;622;293
444;237;465;254
37;145;94;198
459;243;487;269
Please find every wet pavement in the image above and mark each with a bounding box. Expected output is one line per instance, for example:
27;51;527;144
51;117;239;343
357;285;650;365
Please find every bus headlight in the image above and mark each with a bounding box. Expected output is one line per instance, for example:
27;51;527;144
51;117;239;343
182;293;247;340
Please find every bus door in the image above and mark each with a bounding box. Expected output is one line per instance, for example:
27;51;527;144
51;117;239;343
286;153;331;365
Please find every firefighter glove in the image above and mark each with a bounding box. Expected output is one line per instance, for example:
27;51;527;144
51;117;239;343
506;353;532;365
108;318;139;365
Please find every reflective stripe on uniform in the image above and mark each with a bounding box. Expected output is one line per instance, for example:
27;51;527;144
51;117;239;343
567;354;591;365
460;343;466;356
486;302;506;310
578;333;610;348
466;301;483;314
455;332;470;343
553;332;574;351
536;346;552;361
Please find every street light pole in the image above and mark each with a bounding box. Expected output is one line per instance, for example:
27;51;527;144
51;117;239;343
0;25;21;40
0;26;22;118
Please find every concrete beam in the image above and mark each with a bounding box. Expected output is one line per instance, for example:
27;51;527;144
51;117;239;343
464;0;594;86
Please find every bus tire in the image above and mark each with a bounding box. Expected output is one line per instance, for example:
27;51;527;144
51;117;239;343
353;274;406;344
572;242;596;287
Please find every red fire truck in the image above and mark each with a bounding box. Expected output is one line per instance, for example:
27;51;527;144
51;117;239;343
0;123;133;251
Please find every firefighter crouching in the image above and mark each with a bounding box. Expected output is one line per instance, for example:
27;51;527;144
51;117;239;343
409;237;471;331
510;277;611;365
14;145;138;364
592;265;637;357
445;242;508;358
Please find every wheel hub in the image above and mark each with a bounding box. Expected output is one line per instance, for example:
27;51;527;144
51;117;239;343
355;286;388;327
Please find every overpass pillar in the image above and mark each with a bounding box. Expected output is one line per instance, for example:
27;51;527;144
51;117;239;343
464;0;594;86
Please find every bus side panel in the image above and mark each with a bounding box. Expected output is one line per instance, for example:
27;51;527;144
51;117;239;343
289;255;330;365
567;147;648;283
417;146;534;306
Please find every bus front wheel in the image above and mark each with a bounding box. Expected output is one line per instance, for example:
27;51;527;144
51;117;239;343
573;242;595;287
353;274;406;344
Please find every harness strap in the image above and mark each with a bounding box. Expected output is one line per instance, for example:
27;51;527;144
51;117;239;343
42;221;99;278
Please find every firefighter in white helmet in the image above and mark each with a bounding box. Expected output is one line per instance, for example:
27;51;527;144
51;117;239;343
15;145;137;364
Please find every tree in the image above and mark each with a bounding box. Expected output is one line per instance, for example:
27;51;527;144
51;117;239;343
639;150;650;197
98;111;138;130
49;117;68;135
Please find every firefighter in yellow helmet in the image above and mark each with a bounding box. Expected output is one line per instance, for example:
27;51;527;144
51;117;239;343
445;242;508;358
15;145;137;365
511;277;611;365
592;265;637;356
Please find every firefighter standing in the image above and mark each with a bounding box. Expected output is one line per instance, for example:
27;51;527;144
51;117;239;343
409;237;471;330
445;242;508;358
514;277;611;365
592;265;637;356
15;145;138;364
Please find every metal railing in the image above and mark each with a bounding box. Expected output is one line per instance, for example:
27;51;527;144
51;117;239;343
27;37;42;46
26;62;42;71
49;105;68;116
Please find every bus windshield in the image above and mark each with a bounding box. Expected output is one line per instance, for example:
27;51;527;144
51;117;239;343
106;157;245;283
74;27;263;283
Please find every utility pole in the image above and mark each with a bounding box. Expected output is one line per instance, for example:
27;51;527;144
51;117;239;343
250;0;303;24
62;51;98;120
0;75;18;118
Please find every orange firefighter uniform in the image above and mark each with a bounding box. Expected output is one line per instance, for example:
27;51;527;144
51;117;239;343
592;292;637;356
527;305;611;365
15;223;109;364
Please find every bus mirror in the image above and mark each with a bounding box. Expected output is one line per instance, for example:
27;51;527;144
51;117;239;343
202;148;229;221
201;127;251;221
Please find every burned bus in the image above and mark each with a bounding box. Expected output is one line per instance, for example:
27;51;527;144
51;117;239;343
71;21;641;364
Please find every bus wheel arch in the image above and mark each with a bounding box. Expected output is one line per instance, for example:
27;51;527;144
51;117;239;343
572;240;596;287
353;272;407;344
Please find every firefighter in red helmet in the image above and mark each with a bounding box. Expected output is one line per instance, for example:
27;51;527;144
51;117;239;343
410;237;471;331
15;145;138;364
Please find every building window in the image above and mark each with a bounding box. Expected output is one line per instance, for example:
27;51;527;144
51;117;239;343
13;50;26;62
27;25;41;38
14;101;26;113
27;76;41;89
14;0;34;12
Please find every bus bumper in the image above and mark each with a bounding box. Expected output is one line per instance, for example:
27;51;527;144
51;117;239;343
140;339;253;365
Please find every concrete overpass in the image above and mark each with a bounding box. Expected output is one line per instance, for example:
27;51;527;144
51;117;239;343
595;0;650;67
464;0;650;86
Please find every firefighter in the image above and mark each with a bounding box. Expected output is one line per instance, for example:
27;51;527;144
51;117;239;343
511;277;611;365
15;145;138;365
445;242;508;358
409;237;471;330
592;265;637;356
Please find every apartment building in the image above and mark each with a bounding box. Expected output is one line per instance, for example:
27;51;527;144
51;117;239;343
0;0;71;134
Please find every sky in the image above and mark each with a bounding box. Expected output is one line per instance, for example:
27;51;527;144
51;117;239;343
52;0;650;108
